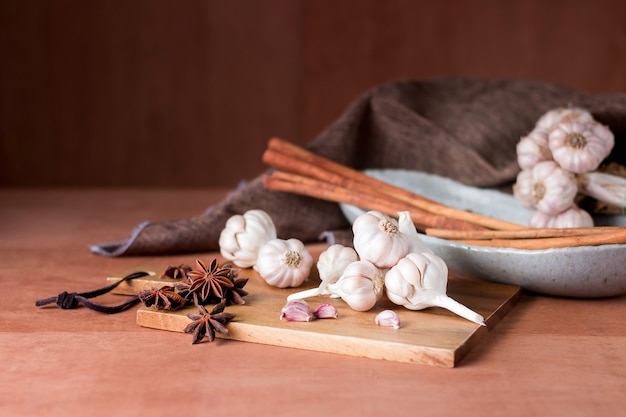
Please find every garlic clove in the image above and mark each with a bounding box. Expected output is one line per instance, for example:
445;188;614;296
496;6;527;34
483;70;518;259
312;303;338;319
375;310;400;329
280;299;313;322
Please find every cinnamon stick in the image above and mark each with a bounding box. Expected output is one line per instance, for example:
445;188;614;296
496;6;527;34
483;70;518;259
455;227;626;249
425;226;624;240
264;171;485;231
264;137;525;231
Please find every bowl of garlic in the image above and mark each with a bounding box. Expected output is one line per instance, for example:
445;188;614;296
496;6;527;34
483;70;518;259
340;169;626;298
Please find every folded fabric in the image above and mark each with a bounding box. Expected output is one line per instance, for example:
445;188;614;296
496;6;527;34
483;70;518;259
90;77;626;257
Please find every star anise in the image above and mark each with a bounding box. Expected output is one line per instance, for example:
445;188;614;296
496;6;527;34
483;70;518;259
138;286;189;311
184;301;235;344
175;259;236;304
161;264;192;280
225;268;249;305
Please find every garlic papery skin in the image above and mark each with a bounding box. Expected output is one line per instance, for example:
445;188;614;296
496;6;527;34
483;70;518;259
384;252;485;326
375;310;401;329
287;244;358;302
513;161;578;215
397;211;433;254
280;299;313;322
326;260;385;312
534;107;594;131
548;121;614;174
254;238;313;288
219;209;277;268
352;210;410;268
516;129;553;170
529;205;594;229
578;171;626;208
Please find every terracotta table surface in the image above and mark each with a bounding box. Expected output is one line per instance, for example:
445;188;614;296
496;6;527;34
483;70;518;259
1;188;625;417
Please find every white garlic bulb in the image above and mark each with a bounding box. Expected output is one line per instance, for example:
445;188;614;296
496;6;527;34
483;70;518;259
219;209;277;268
384;252;485;325
534;107;594;131
254;238;313;288
513;161;578;215
326;260;384;312
529;205;594;229
548;121;614;174
516;129;552;170
352;210;410;268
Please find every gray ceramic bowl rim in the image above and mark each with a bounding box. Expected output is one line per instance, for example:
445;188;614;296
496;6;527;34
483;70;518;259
340;169;626;298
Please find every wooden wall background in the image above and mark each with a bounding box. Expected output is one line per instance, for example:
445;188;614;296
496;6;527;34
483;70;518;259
1;0;625;187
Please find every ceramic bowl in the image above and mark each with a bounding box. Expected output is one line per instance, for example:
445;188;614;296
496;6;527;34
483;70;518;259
340;169;626;298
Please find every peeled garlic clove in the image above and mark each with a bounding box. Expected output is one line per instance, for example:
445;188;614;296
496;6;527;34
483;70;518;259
280;299;313;322
375;310;400;329
313;303;338;319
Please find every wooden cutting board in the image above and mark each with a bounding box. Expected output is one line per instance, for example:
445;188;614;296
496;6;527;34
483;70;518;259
108;251;520;368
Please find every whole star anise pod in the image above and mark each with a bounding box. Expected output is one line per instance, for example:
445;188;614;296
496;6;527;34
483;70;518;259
184;301;235;344
161;264;192;280
176;259;236;304
138;286;189;311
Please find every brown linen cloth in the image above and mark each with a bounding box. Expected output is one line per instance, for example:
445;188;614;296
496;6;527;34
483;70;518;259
90;77;626;257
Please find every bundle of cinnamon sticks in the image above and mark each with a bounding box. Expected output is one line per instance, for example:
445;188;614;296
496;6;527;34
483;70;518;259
262;137;626;249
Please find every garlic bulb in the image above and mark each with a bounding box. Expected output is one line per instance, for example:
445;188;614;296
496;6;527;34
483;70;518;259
529;205;594;229
287;244;357;301
513;161;578;215
219;209;277;268
352;210;410;268
326;260;384;312
384;252;485;325
516;129;552;170
534;107;594;131
548;121;614;174
254;238;313;288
